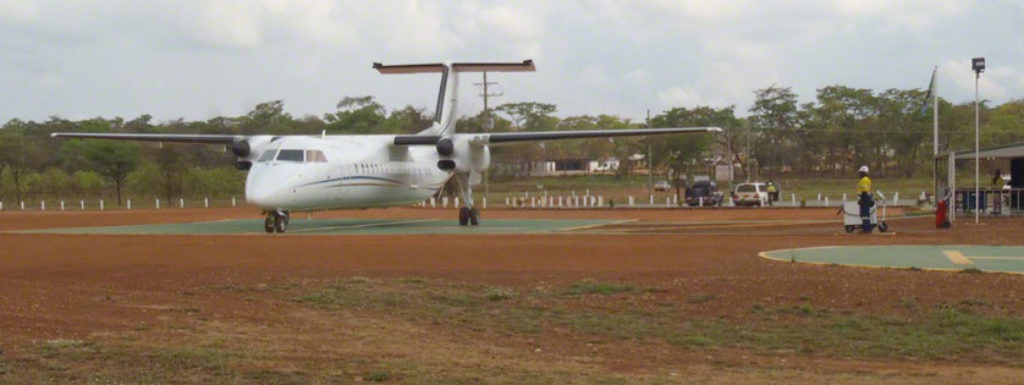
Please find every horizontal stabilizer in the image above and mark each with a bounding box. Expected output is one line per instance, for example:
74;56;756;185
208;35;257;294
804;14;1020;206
374;60;534;74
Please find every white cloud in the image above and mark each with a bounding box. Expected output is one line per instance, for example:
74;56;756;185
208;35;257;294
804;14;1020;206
0;0;36;22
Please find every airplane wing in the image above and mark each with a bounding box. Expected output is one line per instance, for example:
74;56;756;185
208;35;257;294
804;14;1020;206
466;126;721;145
50;132;240;144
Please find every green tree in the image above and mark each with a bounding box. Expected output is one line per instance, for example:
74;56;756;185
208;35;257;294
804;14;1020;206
83;140;141;205
324;96;387;134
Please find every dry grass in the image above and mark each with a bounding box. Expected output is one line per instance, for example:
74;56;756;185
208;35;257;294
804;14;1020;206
4;276;1024;384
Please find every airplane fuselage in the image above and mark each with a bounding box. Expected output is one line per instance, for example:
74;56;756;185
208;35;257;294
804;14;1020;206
245;135;453;210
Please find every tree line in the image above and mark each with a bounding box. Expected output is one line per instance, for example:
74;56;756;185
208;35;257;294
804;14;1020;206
1;85;1021;205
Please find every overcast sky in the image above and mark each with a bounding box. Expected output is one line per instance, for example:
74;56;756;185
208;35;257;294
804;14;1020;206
0;0;1021;124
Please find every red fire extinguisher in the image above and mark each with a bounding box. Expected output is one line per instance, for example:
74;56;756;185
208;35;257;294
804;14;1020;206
936;200;951;228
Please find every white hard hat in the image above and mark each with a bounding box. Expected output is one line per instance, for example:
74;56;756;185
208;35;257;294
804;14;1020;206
858;165;869;173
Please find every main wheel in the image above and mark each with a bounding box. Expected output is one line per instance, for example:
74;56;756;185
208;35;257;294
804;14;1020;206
458;207;469;226
878;221;888;233
469;207;480;226
274;212;287;233
264;213;275;233
844;225;856;233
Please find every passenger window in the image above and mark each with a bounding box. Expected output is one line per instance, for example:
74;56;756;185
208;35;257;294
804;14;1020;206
258;149;277;162
276;149;304;162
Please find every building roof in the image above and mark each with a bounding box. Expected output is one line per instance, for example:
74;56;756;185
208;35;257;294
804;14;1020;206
939;142;1024;160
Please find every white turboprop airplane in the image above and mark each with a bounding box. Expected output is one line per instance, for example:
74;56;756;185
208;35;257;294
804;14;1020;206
53;60;720;233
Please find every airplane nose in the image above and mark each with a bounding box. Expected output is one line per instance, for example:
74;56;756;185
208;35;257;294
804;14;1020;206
245;168;285;208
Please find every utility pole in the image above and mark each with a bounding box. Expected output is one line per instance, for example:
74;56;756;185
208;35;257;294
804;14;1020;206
475;72;502;200
646;109;653;201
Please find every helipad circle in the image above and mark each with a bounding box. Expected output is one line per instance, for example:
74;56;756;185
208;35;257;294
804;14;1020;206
759;245;1024;274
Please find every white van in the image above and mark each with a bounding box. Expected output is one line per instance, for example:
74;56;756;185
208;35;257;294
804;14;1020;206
733;182;769;207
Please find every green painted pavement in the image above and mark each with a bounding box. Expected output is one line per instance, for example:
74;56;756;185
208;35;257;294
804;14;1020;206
22;218;618;235
761;245;1024;274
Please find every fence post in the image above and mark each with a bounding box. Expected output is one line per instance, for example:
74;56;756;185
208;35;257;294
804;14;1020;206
649;195;654;206
60;200;65;211
824;197;829;207
156;198;160;209
791;194;796;207
179;198;184;208
430;197;436;208
20;201;25;211
629;196;634;207
232;196;237;207
80;200;85;210
482;197;487;209
204;197;209;208
127;199;132;210
100;200;104;211
894;192;899;205
1;201;5;210
40;201;45;211
598;196;603;207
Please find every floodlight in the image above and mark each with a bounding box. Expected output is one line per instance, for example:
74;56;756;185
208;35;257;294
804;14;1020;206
972;57;985;74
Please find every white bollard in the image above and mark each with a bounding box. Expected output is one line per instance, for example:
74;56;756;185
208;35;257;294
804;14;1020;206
673;195;678;205
80;200;85;210
430;197;436;208
666;197;671;207
482;197;487;209
60;200;65;211
0;201;4;211
20;201;25;210
791;194;796;207
817;193;822;201
558;196;563;207
179;198;184;208
842;193;847;203
699;197;703;208
824;197;829;207
649;195;654;205
156;198;160;209
629;196;634;207
204;197;209;208
505;197;510;206
455;197;459;208
100;200;105;211
127;199;132;210
894;192;899;204
531;197;536;208
40;201;45;211
598;196;603;207
232;196;237;207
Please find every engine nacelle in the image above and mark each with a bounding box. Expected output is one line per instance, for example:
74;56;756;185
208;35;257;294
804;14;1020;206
231;140;251;157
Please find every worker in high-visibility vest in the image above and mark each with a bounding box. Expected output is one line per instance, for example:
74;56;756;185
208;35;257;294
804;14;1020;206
856;165;874;233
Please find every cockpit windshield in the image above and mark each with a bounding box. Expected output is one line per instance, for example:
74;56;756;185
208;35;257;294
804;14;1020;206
276;149;304;162
257;149;277;162
257;148;327;163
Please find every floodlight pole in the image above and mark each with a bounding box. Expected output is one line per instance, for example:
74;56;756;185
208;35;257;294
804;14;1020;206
972;58;984;224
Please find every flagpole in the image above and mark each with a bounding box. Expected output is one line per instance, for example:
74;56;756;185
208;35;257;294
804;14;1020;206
932;66;939;208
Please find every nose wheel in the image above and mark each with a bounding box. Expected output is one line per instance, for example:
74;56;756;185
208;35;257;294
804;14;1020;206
264;210;290;233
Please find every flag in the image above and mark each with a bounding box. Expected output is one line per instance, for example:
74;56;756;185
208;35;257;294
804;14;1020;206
920;67;936;116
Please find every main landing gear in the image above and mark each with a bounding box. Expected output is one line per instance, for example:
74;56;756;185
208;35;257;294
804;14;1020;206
453;172;480;227
264;210;290;233
459;207;479;226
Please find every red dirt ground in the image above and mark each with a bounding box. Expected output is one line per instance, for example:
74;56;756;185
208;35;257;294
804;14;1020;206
1;207;1022;383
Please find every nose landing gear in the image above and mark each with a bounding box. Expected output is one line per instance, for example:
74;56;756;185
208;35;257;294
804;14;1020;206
264;210;290;233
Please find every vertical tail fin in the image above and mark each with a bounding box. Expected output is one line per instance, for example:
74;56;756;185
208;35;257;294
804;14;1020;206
373;60;535;138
